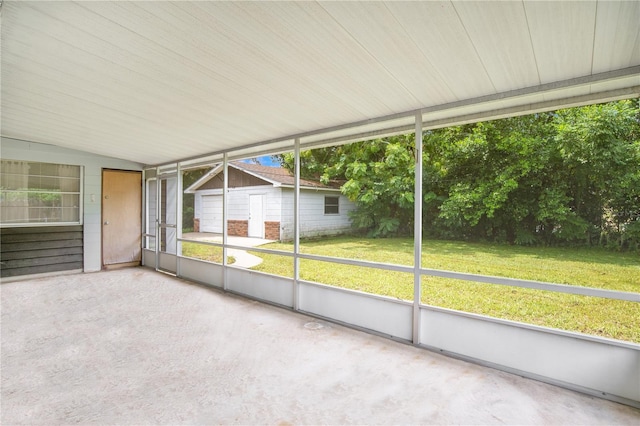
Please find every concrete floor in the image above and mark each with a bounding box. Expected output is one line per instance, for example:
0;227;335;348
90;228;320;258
1;268;638;425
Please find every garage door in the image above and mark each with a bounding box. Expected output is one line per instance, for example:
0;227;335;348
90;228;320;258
201;195;223;233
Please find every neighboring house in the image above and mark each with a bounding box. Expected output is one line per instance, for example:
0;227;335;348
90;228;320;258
185;162;356;240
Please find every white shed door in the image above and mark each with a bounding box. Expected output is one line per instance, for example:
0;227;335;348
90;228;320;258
248;194;264;238
201;195;223;233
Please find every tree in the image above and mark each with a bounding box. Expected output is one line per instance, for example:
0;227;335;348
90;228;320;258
426;100;640;248
182;167;210;232
277;135;416;237
277;100;640;249
553;99;640;248
425;113;559;244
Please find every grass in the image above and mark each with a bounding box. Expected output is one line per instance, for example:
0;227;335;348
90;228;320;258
252;236;640;343
182;242;234;265
261;236;639;291
180;236;639;342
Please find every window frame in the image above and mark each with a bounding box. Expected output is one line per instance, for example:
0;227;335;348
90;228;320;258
0;159;83;228
324;195;340;215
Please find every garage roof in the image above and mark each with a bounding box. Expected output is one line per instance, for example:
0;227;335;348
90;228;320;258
185;161;340;192
1;1;639;166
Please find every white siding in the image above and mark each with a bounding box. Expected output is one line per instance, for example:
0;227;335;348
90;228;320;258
195;186;282;232
228;189;248;220
263;187;282;222
228;186;281;221
281;188;355;240
280;190;295;239
195;186;354;240
1;138;142;272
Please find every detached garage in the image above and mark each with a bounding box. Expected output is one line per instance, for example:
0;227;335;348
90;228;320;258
186;162;355;240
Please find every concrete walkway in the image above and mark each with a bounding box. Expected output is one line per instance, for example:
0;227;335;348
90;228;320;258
183;232;273;268
2;268;639;425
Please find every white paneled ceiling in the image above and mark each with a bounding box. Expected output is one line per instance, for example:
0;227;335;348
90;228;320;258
1;1;639;165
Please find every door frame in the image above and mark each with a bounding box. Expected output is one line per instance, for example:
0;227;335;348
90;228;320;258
101;169;142;269
156;173;179;273
248;193;265;238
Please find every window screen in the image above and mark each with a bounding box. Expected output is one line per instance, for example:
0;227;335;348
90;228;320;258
0;160;82;226
324;196;339;214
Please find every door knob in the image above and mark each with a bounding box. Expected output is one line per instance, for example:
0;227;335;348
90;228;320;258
104;221;109;225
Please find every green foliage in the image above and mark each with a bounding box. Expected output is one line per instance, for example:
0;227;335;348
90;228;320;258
182;167;209;231
279;135;416;237
278;100;640;249
621;219;640;251
425;100;640;250
1;189;63;206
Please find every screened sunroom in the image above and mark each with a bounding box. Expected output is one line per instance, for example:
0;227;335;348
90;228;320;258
1;1;639;422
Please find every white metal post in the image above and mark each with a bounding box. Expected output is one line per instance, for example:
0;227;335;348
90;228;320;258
176;162;182;276
155;167;161;271
223;153;229;291
413;112;423;345
140;169;148;266
294;139;301;310
141;169;146;266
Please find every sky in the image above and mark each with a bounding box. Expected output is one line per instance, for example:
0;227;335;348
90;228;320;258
241;155;280;167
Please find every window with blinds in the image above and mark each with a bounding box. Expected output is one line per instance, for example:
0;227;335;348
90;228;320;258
0;160;82;226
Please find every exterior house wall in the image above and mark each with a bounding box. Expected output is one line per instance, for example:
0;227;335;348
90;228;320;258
194;186;354;240
193;189;204;222
1;137;143;274
192;173;355;241
194;186;282;237
227;220;249;237
280;189;355;240
280;189;295;240
196;186;282;223
0;225;84;278
264;221;280;240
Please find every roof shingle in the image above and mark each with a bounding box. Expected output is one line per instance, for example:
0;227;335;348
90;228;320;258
232;162;341;189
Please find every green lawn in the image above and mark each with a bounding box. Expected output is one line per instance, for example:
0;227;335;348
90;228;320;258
182;242;234;265
252;236;640;343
